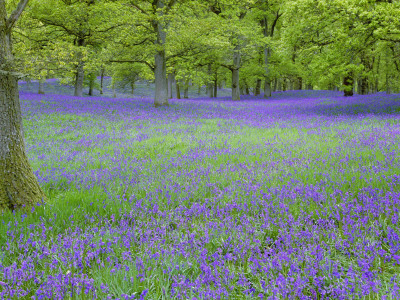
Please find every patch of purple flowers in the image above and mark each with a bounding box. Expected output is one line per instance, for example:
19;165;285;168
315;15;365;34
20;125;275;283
1;90;399;299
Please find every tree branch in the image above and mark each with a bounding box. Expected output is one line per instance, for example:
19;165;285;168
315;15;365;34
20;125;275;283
109;59;154;71
128;2;148;15
270;9;282;37
6;0;29;30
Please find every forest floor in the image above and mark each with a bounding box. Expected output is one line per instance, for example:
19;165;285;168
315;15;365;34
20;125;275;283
1;81;400;299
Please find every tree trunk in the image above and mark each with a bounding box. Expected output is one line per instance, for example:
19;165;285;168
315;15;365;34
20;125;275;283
386;73;391;94
295;77;303;90
153;1;168;107
255;79;261;96
343;74;354;97
130;82;135;95
74;59;84;97
207;64;213;98
359;77;368;95
88;76;95;96
282;79;287;91
183;78;189;99
74;38;85;97
214;78;218;98
112;82;116;98
273;77;278;92
167;73;174;99
232;46;241;101
374;77;379;94
0;2;46;211
100;67;104;95
245;84;250;95
176;80;181;99
38;79;45;94
264;47;272;98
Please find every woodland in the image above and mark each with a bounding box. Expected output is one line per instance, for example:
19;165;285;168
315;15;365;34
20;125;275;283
0;0;400;299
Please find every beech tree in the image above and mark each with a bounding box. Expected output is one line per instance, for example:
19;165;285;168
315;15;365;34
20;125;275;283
0;0;46;211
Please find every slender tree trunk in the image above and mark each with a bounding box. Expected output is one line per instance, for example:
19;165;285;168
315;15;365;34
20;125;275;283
245;84;250;95
0;1;46;211
176;80;181;99
207;64;213;98
100;67;104;95
130;82;135;95
273;77;278;92
183;78;189;99
167;73;174;99
282;79;287;91
343;74;354;97
153;1;168;107
112;81;116;98
386;73;391;94
88;75;95;96
232;45;241;101
214;77;218;98
38;79;45;94
264;47;272;98
295;77;303;90
255;79;261;96
359;77;368;95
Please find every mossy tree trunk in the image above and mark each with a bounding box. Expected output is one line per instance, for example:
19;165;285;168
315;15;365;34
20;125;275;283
0;0;46;211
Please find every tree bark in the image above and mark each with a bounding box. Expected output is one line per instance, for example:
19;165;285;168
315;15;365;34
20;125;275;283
273;77;278;92
207;64;213;98
100;67;104;95
255;79;261;96
0;0;46;211
38;79;45;94
295;77;303;90
167;73;174;99
245;84;250;95
213;77;218;98
153;1;168;107
112;81;116;98
176;80;181;99
88;76;95;96
232;45;241;101
264;47;272;98
74;52;84;96
343;74;354;97
359;77;368;95
183;78;189;99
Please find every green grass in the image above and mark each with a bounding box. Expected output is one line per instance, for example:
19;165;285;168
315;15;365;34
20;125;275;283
1;102;400;299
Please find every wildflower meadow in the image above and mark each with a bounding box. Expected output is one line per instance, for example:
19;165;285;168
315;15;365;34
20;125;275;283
1;84;400;299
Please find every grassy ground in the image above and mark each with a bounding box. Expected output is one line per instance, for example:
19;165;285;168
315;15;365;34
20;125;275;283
0;88;400;299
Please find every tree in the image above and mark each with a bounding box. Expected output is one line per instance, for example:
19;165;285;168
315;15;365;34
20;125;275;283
30;0;125;97
0;0;46;211
206;0;264;100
